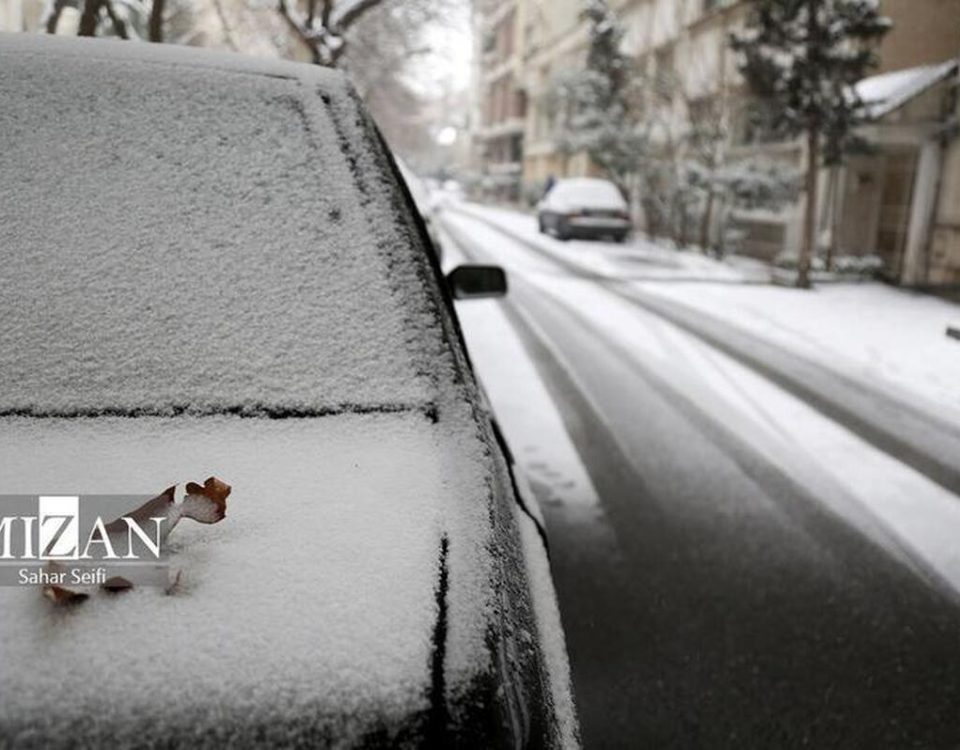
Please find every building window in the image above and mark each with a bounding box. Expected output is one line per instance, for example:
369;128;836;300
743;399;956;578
495;9;516;59
514;89;528;120
510;134;524;163
482;31;496;54
654;45;676;104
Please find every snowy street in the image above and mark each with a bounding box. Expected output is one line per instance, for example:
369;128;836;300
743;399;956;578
440;202;960;748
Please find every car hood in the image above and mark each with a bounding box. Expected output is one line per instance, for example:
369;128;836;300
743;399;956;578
0;413;506;746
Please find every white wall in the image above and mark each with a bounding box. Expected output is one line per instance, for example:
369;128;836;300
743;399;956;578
0;0;23;31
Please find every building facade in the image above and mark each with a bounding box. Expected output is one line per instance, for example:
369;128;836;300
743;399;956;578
470;0;531;201
0;0;44;32
471;0;960;285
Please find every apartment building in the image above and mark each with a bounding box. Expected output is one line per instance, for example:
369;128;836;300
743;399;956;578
719;0;960;285
471;0;531;201
0;0;44;32
478;0;960;285
933;74;960;286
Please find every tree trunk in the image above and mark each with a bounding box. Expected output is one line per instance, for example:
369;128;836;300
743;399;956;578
78;0;102;36
798;127;819;289
678;202;689;248
149;0;165;42
102;0;128;38
700;189;715;252
46;0;68;33
825;165;840;272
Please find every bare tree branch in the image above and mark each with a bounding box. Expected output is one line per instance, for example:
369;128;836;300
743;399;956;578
211;0;240;51
335;0;384;33
102;0;129;39
277;0;322;64
78;0;129;38
45;0;69;33
78;0;102;36
276;0;434;69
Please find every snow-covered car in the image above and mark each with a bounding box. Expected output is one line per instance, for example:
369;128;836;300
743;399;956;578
537;178;631;242
0;34;576;749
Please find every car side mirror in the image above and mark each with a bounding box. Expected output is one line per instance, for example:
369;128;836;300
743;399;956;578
446;265;507;300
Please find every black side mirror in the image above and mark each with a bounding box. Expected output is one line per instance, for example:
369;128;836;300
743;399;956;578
446;265;507;300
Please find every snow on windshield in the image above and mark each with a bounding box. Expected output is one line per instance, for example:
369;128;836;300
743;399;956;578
0;51;441;417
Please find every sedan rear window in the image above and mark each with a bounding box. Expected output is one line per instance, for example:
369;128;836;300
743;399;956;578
0;53;438;417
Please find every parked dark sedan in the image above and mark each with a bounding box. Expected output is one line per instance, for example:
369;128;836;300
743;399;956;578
537;178;631;242
0;33;577;749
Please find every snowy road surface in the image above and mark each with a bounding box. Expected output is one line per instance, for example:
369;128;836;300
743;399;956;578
439;202;960;748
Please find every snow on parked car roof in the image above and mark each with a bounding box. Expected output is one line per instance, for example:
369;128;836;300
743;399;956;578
0;34;446;417
544;178;627;210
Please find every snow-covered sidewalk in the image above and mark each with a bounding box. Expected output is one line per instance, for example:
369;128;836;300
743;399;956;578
642;282;960;417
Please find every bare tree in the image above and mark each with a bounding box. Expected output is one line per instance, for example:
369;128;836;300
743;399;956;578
45;0;194;43
45;0;70;33
336;1;447;95
334;0;461;163
76;0;130;38
277;0;388;66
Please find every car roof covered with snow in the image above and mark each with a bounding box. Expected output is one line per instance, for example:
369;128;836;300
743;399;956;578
0;33;571;748
541;177;627;212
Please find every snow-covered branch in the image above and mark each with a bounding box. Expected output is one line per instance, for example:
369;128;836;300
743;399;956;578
276;0;386;67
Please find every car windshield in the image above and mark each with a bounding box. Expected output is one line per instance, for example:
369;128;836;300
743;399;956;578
0;53;439;418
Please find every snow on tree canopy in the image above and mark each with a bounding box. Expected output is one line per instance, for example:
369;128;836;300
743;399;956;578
0;36;446;418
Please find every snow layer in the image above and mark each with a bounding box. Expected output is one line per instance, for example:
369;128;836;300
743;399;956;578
441;228;583;746
520;272;960;593
0;39;443;415
641;282;960;417
441;232;600;513
444;205;960;594
517;513;581;749
857;59;958;118
540;178;628;212
0;413;492;745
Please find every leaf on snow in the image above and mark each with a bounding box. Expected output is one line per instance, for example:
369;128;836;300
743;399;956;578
42;477;231;605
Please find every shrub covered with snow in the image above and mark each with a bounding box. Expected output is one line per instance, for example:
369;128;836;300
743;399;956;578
774;251;883;277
